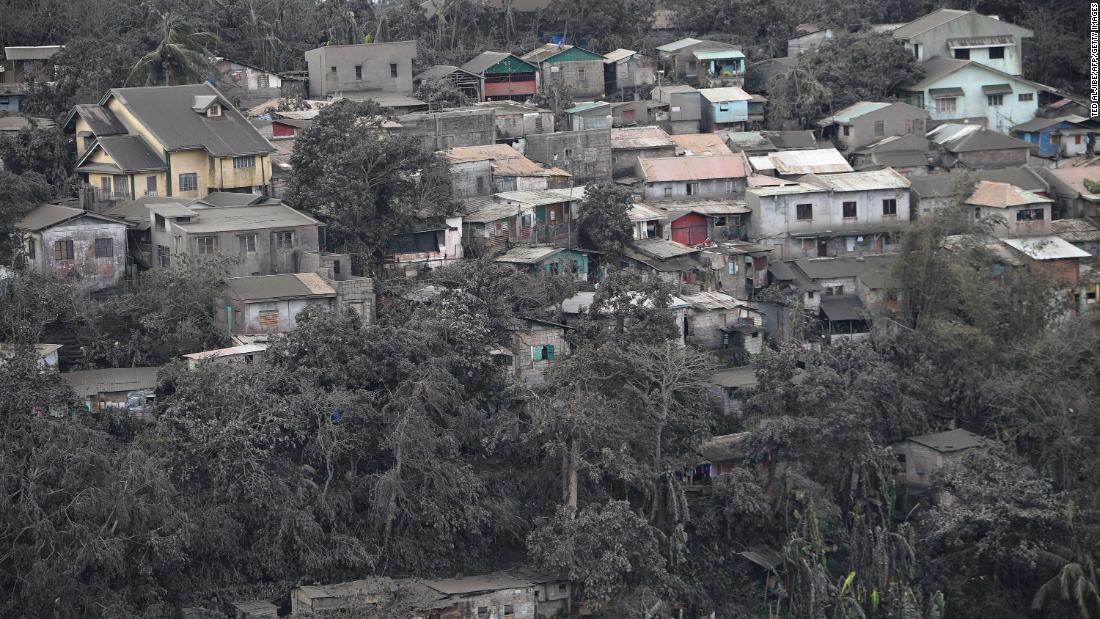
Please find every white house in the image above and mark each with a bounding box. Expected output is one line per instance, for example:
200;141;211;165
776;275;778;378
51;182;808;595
891;9;1033;76
900;57;1042;133
746;168;911;259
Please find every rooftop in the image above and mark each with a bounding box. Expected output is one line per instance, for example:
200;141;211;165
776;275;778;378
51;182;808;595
799;168;911;192
965;180;1052;208
905;427;990;453
225;273;336;301
631;237;700;259
170;202;320;234
752;148;852;175
639;154;749;182
698;87;753;103
3;45;62;61
681;290;756;311
603;48;637;64
1011;115;1087;133
697;431;751;462
817;101;892;125
610;126;676;150
819;295;865;321
62;366;160;398
181;343;268;361
927;123;1031;153
1051;218;1100;242
891;8;969;39
494;246;564;264
671;133;734;156
712;367;758;389
1002;236;1092;260
16;204;127;232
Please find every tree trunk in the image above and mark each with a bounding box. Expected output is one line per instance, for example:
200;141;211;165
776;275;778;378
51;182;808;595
565;430;579;518
381;435;403;551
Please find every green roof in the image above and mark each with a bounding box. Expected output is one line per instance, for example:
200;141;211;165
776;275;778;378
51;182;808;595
485;55;537;75
545;46;605;63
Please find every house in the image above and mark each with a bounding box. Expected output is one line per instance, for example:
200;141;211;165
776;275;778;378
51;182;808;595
0;343;62;369
1051;218;1100;259
900;56;1042;133
1010;115;1090;158
488;187;586;247
107;196;322;276
444;144;571;195
656;199;752;245
909;166;1049;217
1;45;61;112
62;366;160;415
290;578;399;616
524;129;612;185
603;48;656;98
817;294;871;342
817;101;930;152
621;238;705;289
394;107;496;151
627;202;670;240
610;100;664;127
65;83;276;207
711;369;757;418
460;196;524;255
504;318;571;387
698;87;764;132
218;272;336;334
655;38;747;87
722;131;779;155
965;180;1053;237
749;148;853;179
891;428;991;490
747;168;911;259
850;133;932;175
413;64;482;101
565;101;612;131
386;216;464;275
764;131;820;151
699;241;773;299
461;52;540;102
182;343;268;368
636;154;750;201
891;9;1033;76
1002;236;1091;289
770;255;897;313
610;126;677;179
304;41;417;99
556;290;690;344
230;600;278;619
522;44;607;100
213;57;284;109
15;204;130;290
681;291;765;357
1037;165;1100;218
652;85;702;135
494;246;592;282
475;100;555;142
671;133;734;156
927;123;1032;169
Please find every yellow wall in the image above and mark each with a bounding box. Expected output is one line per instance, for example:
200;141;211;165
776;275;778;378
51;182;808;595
212;154;272;191
169;149;211;198
73;117;93;157
106;97;166;153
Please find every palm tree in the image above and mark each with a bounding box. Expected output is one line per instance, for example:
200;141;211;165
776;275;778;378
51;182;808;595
128;13;220;87
1032;534;1100;618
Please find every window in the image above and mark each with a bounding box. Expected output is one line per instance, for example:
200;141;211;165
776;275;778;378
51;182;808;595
274;231;294;249
94;237;113;258
987;94;1003;106
826;285;844;295
1019;93;1034;102
842;201;857;218
26;239;35;259
936;97;957;113
728;260;738;275
504;605;515;617
258;309;280;328
233;155;256;169
989;46;1005;59
1016;208;1045;221
114;175;128;198
873;120;885;137
807;290;815;299
390;63;399;78
238;234;257;253
724;180;735;193
801;238;816;254
714;216;728;226
558;583;568;592
146;175;158;196
53;240;74;261
882;198;897;216
719;103;729;112
577;67;585;81
333;259;341;275
179;172;198;192
843;125;850;137
477;608;489;619
197;236;218;255
532;344;556;361
953;48;970;60
686;182;699;196
330;65;336;73
155;213;166;231
796;203;813;220
564;148;573;158
206;103;222;117
476;176;485;192
912;43;921;58
664;186;672;197
355;64;363;80
158;245;170;267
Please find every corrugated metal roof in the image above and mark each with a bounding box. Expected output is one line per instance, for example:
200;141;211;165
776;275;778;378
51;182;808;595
1002;236;1092;260
16;204;127;231
693;49;746;60
907;428;989;452
461;51;536;75
226;273;336;301
521;43;573;63
747;182;825;197
496;189;576;206
819;295;865;321
891;8;969;39
631;238;699;259
928;124;1030;153
3;45;62;61
494;246;564;264
445;143;524;163
611;126;676;150
681;290;755;311
337;91;426;108
671;133;733;156
182;343;268;361
171;203;320;233
603;48;637;64
800;168;911;192
656;38;703;53
763;130;818;149
697;431;750;461
149;203;197;218
62;366;159;397
628;203;669;222
1011;115;1086;133
655;199;750;215
639;154;748;182
1052;218;1100;242
817;101;892;125
722;131;773;149
766;148;852;175
565;101;610;114
699;87;752;103
965;180;1051;208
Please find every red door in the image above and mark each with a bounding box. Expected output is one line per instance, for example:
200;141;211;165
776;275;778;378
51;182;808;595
671;213;708;245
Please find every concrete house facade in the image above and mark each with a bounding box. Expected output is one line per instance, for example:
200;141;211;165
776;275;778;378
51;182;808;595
611;126;677;179
637;154;750;201
603;48;656;98
900;57;1041;133
394;108;496;151
1;45;61;112
965;180;1053;237
461;52;539;102
892;9;1033;76
525;129;612;185
15;204;129;291
475;101;555;142
65;84;275;206
304;41;417;98
522;44;606;100
747;168;912;259
655;38;747;87
219;273;336;334
817;101;930;152
698;87;761;132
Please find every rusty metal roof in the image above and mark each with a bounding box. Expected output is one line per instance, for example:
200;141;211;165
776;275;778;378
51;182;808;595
639;154;749;182
965;180;1051;208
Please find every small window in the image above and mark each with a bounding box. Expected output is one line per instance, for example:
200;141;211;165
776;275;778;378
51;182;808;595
796;203;813;221
532;344;556;361
26;239;35;259
146;175;158;196
476;176;485;192
330;65;337;73
873;120;884;137
728;260;738;275
564;148;573;158
206;103;222;117
94;237;113;258
936;97;957;113
179;172;198;192
504;605;515;616
258;309;280;328
158;245;170;267
724;180;735;193
477;608;489;619
390;63;399;78
558;583;567;592
882;199;897;216
989;46;1005;59
355;64;363;80
333;259;341;275
53;240;74;261
842;201;857;218
275;231;294;248
577;67;585;81
1019;93;1034;102
953;48;970;60
1016;208;1045;221
239;234;257;253
714;216;727;226
197;236;218;255
843;125;850;137
807;290;815;299
664;186;672;197
896;453;907;464
987;94;1003;107
233;155;256;169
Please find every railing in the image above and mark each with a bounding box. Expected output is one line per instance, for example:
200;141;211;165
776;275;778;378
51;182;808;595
80;185;132;211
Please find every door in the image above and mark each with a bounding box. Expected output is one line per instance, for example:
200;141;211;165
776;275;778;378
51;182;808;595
817;239;828;257
671;213;709;245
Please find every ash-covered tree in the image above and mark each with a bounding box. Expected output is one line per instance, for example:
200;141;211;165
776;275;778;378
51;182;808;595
415;77;472;109
576;183;634;258
543;0;657;51
0;170;52;261
765;64;832;129
127;12;219;86
285;99;456;273
21;37;142;118
0;125;73;188
801;31;924;111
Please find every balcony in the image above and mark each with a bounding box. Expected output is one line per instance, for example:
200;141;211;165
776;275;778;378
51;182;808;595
79;184;132;211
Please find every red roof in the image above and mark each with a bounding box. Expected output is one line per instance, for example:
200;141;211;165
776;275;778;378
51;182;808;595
639;154;749;182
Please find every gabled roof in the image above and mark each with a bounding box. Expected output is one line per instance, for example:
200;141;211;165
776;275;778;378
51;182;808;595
693;48;746;60
639;154;749;182
77;135;166;173
1051;218;1100;242
1010;115;1087;133
817;101;892;126
699;87;753;103
521;43;574;63
656;38;704;53
910;167;1048;198
16;204;128;232
1002;236;1092;260
106;83;274;156
3;45;62;61
460;51;536;75
225;273;336;302
965;180;1051;208
927;123;1031;153
820;295;865;321
170;202;320;234
762;130;818;150
494;246;565;264
66;103;127;136
905;56;1046;93
413;64;478;82
799;168;911;192
891;8;969;39
672;133;734;156
905;428;989;452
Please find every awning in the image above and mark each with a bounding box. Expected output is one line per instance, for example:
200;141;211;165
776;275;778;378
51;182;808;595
947;35;1014;49
929;87;964;98
982;84;1013;95
820;296;864;322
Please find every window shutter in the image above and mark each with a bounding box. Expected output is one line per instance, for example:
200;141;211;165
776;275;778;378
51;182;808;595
532;346;543;361
545;345;555;360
